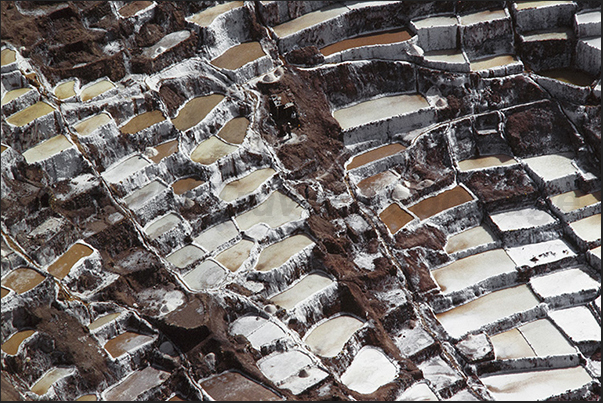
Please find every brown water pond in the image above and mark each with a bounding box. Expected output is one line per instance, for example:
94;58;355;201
149;139;178;163
379;203;414;234
408;186;473;220
550;190;601;213
1;88;34;106
47;243;93;280
80;80;115;102
537;68;596;87
120;110;165;135
1;48;16;65
457;154;516;171
172;177;204;195
255;234;314;272
54;81;76;100
1;268;45;294
190;136;238;165
217;117;249;144
215;239;254;272
1;330;35;355
321;29;411;56
200;371;281;401
172;94;224;132
211;42;266;70
104;332;154;358
118;1;152;17
347;143;406;170
73;113;112;137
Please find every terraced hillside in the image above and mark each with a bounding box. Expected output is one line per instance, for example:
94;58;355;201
1;1;601;401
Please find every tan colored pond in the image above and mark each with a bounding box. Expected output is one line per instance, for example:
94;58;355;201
144;213;182;240
104;332;155;358
436;285;539;339
73;113;112;136
235;191;305;230
550;190;601;213
54;81;76;100
458;154;516;171
334;93;430;131
569;213;601;243
172;94;224;132
432;248;516;294
119;110;165;135
103;366;169;401
272;4;349;37
255;234;314;272
538;68;596;87
217;117;249;144
190;136;238;165
408;186;473;220
75;394;97;401
47;243;93;280
460;9;507;25
211;41;266;70
6;101;55;127
118;1;152;17
215;239;254;272
80;80;115;102
149;139;178;163
1;88;34;106
1;145;7;153
321;29;412;56
123;180;167;210
1;48;16;65
481;366;592;401
270;273;333;310
471;54;517;71
304;315;364;357
87;313;121;331
490;328;536;360
31;368;73;396
187;1;244;27
347;143;406;170
445;225;496;254
219;168;276;202
200;371;281;401
22;135;72;164
379;203;414;234
1;286;9;298
172;177;204;195
356;170;399;198
2;268;45;294
1;330;35;355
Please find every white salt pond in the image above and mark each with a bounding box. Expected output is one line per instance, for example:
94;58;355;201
258;350;313;384
166;244;205;269
272;4;348;38
333;93;430;131
193;221;238;252
548;306;600;343
214;239;254;272
122;180;167;210
182;259;227;291
432;249;516;294
211;41;266;70
6;101;55;127
457;154;516;171
396;382;438;401
460;9;507;25
569;213;601;243
522;153;577;181
489;207;556;231
103;366;169;401
230;316;286;350
1;87;34;106
101;155;151;184
436;285;540;339
505;239;576;268
30;367;74;396
304;315;364;357
1;330;36;355
186;1;244;27
104;331;155;358
54;80;76;100
144;213;182;240
87;312;121;331
235;191;305;230
172;94;224;132
190;136;238;165
255;234;314;272
22;135;73;164
418;355;463;392
470;55;518;71
340;346;397;395
480;366;592;401
219;168;276;202
423;49;466;64
530;268;599;300
1;267;46;294
200;371;281;401
73;113;112;136
80;80;115;102
550;189;601;213
445;225;497;254
270;273;333;310
490;318;575;359
515;0;575;10
142;31;191;59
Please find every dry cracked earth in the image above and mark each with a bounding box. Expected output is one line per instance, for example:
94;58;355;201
0;1;601;401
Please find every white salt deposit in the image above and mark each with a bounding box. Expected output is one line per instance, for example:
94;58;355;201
340;346;397;394
529;268;599;299
396;382;439;401
166;244;205;268
143;213;182;240
182;260;227;291
548;306;601;343
193;221;239;252
101;155;151;184
505;239;576;268
522;153;577;181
